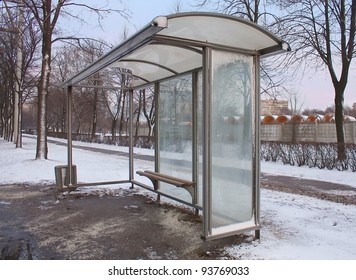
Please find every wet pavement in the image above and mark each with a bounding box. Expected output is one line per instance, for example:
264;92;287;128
261;173;356;205
0;184;238;260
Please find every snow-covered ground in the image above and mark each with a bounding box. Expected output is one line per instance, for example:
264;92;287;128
1;135;355;259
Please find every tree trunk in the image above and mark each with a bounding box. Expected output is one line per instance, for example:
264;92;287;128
119;91;126;135
35;1;52;160
334;88;346;160
142;89;155;141
14;3;23;148
91;88;98;139
36;51;51;159
134;91;142;144
61;104;66;132
111;118;117;142
36;72;48;159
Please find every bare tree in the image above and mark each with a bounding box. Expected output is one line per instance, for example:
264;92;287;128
75;39;110;138
284;88;305;115
102;68;131;142
280;0;356;159
195;0;291;98
14;0;128;159
133;90;142;143
142;88;155;142
0;1;40;143
49;45;74;134
51;41;111;138
195;0;285;23
171;0;185;13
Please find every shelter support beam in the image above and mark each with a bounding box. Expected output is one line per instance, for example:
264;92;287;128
67;86;73;188
202;47;212;241
192;71;199;214
154;82;161;201
129;89;134;188
254;55;261;238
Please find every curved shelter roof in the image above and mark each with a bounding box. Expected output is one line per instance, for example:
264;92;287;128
62;12;290;89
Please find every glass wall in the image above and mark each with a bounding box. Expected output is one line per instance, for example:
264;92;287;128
158;74;193;202
210;49;255;233
155;50;258;237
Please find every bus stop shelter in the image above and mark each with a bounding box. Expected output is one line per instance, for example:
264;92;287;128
59;12;290;244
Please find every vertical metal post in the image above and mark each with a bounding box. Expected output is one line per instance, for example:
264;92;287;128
154;82;160;201
67;86;73;188
154;83;160;173
253;55;261;239
202;47;212;241
192;71;199;212
129;89;134;188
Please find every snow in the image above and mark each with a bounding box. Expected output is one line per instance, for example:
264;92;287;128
1;135;356;260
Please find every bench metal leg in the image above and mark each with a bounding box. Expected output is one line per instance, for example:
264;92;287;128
255;229;260;240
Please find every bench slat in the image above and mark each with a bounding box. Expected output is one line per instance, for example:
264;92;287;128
143;171;195;186
136;171;194;187
136;170;197;207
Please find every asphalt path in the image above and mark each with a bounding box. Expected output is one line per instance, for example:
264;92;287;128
46;137;154;161
46;137;356;204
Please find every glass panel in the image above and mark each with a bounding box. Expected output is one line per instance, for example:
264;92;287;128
159;15;278;52
210;50;255;230
125;45;202;74
113;61;173;86
112;45;202;87
158;74;193;202
197;71;203;206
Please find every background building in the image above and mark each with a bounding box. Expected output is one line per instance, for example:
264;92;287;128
261;99;289;115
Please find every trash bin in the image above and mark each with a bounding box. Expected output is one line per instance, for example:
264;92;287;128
55;165;77;190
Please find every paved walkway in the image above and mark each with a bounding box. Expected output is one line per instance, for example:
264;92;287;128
261;173;356;205
47;136;356;204
0;184;212;260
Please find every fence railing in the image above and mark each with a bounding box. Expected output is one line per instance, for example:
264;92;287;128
261;122;356;144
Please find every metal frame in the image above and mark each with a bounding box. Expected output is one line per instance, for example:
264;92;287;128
202;47;212;239
61;17;168;88
67;86;73;188
254;55;261;239
60;12;289;249
200;47;262;242
192;71;199;212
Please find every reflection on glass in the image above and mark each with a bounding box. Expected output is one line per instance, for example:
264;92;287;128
159;75;193;202
211;50;255;228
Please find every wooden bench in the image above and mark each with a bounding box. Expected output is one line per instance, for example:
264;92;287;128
136;170;196;203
